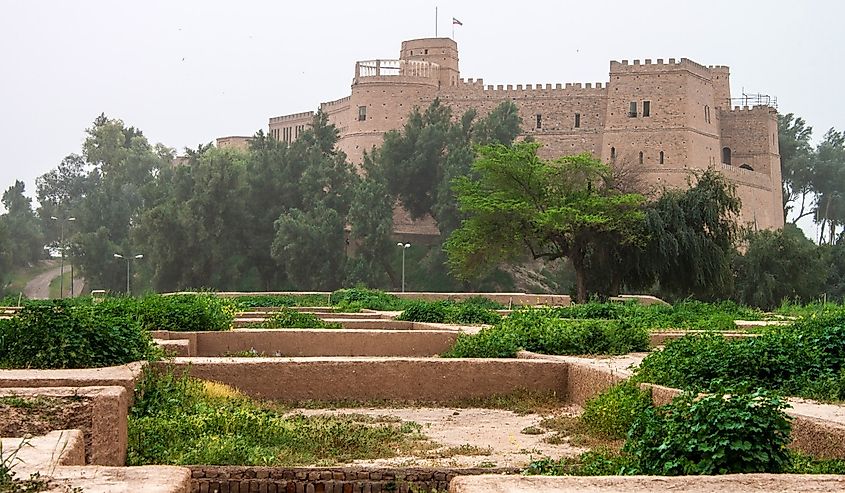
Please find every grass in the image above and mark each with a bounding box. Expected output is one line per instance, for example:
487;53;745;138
128;368;430;466
286;390;567;415
47;272;72;300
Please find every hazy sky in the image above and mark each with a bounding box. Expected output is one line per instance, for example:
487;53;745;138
1;0;842;221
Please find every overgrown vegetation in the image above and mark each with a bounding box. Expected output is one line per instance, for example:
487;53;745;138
550;300;765;330
443;307;649;358
0;299;157;369
633;310;845;401
527;385;798;477
136;294;236;331
128;367;426;466
233;294;330;308
248;308;341;329
329;288;407;311
397;298;502;325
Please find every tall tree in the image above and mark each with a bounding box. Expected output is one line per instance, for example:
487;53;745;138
0;181;45;268
445;143;646;302
778;113;816;223
813;129;845;244
622;170;742;300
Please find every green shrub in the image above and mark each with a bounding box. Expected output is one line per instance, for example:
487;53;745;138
233;294;330;308
330;288;406;311
138;294;235;332
624;389;792;475
397;301;448;323
443;308;649;358
0;299;157;369
580;382;653;439
255;308;341;329
397;300;502;325
633;310;845;400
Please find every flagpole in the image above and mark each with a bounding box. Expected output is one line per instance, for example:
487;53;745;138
435;7;438;37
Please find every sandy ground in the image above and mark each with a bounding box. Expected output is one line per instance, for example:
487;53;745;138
295;406;585;468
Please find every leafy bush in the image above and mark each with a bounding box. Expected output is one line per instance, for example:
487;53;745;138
330;288;406;311
443;307;649;358
128;367;423;466
633;310;845;400
397;299;502;325
137;294;236;332
580;382;653;439
552;299;765;331
624;389;792;475
397;301;448;323
0;299;157;369
253;308;341;329
233;294;330;308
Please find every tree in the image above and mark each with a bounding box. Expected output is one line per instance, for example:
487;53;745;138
445;143;646;302
0;181;44;268
271;204;346;290
778;113;816;223
732;224;826;309
813;129;845;244
623;170;742;300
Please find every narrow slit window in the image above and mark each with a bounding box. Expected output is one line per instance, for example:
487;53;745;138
358;106;367;122
536;114;542;129
642;101;651;117
629;102;637;118
659;151;664;164
574;113;581;128
639;151;644;164
610;147;616;162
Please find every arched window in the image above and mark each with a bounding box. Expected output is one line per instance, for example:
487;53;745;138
610;147;616;163
722;147;732;165
639;151;644;164
739;163;754;171
659;151;664;164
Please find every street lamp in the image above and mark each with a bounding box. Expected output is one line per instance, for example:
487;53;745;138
51;216;75;298
114;253;144;295
396;242;411;293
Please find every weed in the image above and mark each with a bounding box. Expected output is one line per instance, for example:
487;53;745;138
247;308;341;329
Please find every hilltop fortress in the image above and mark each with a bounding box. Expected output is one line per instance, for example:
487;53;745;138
220;37;784;231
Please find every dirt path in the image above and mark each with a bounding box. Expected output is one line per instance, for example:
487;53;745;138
23;261;85;299
296;407;584;468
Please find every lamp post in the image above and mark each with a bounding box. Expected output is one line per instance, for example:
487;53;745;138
51;216;75;298
396;242;410;292
114;253;143;295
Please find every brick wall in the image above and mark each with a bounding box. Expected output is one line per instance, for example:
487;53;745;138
190;466;520;493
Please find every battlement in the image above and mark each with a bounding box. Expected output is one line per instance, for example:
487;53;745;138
269;111;314;125
610;57;718;80
321;96;351;109
455;80;607;95
723;105;778;114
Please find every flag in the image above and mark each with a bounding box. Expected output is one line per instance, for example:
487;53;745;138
452;17;463;26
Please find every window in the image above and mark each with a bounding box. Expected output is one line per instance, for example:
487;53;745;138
639;151;644;164
722;147;732;165
705;105;711;124
536;114;542;129
574;113;581;128
642;101;651;117
628;101;637;118
358;106;367;121
659;151;664;164
610;147;616;162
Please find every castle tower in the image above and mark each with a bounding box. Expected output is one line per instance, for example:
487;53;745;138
400;38;460;89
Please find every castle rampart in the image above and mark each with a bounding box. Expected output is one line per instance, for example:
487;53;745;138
256;37;783;231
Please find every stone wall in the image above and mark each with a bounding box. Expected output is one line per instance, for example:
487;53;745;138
189;466;519;493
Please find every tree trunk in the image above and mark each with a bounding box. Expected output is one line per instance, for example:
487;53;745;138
572;253;588;303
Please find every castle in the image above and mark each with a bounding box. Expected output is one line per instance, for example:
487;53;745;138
219;37;784;232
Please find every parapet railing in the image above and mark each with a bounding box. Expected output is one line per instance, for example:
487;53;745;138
354;59;440;81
